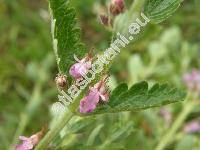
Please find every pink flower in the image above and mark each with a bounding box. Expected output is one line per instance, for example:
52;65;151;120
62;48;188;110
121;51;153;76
159;108;172;126
15;136;34;150
80;78;109;113
69;57;92;79
183;120;200;133
15;128;45;150
80;88;100;113
110;0;125;15
183;69;200;92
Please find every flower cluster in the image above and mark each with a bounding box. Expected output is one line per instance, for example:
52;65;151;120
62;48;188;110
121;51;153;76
69;55;110;113
15;128;45;150
99;0;126;27
183;69;200;92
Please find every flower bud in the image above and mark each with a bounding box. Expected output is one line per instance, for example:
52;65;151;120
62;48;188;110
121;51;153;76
110;0;125;15
100;14;109;26
55;74;67;88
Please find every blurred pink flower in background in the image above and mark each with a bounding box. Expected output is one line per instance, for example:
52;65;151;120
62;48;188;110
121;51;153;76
183;120;200;133
159;108;172;126
183;69;200;92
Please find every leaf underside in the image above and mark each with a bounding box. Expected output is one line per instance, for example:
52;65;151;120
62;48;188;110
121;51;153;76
144;0;181;23
49;0;87;74
85;81;186;115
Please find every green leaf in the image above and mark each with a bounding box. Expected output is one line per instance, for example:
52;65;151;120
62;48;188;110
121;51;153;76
86;81;186;115
49;0;87;74
144;0;181;23
108;122;133;143
175;135;200;150
86;124;104;146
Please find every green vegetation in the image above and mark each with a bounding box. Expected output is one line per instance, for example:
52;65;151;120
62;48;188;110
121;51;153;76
0;0;199;150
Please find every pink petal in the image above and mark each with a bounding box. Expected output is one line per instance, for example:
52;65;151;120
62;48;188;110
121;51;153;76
79;89;100;113
15;138;33;150
69;59;92;79
19;136;29;141
79;78;110;113
100;93;109;102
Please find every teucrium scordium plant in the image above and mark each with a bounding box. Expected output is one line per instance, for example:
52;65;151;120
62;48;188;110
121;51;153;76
35;0;185;149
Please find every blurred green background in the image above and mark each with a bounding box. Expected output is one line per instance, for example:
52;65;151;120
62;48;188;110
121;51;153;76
0;0;199;149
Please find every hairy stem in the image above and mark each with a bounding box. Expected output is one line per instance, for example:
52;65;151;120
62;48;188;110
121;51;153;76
155;99;195;150
35;111;74;150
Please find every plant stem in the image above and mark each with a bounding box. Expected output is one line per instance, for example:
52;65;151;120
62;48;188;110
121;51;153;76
130;0;146;14
35;111;74;150
155;99;195;150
